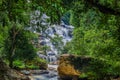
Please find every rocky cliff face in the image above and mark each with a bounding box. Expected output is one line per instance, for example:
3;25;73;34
0;58;30;80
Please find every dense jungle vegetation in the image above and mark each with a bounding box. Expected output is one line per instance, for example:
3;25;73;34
0;0;120;80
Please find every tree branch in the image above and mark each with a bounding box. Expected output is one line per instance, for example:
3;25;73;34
85;0;120;16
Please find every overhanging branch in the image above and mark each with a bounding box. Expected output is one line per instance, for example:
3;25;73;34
85;0;120;16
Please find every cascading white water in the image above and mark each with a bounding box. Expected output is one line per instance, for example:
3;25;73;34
28;10;74;80
29;11;74;63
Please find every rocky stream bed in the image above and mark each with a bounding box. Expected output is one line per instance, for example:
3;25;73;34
27;64;59;80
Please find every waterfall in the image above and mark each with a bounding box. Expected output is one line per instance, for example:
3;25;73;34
29;11;74;63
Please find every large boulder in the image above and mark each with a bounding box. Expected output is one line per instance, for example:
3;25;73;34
57;54;81;80
57;54;93;80
58;54;118;80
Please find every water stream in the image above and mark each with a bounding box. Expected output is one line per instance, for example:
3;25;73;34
29;11;74;80
31;64;58;80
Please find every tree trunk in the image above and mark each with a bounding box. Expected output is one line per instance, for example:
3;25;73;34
8;26;18;68
9;42;16;68
9;57;14;68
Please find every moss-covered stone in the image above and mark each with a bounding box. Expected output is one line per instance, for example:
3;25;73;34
57;54;81;80
0;58;30;80
57;54;115;80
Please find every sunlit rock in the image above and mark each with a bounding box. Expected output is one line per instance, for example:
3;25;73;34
57;54;81;80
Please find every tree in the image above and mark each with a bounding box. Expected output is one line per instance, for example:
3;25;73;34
30;0;65;24
62;0;120;79
0;0;35;68
4;25;37;68
0;0;66;68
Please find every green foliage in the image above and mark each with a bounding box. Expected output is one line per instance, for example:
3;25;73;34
25;57;47;69
33;56;47;63
68;3;120;61
13;60;25;69
1;0;120;79
69;56;112;80
26;65;39;69
0;26;9;55
31;0;65;24
0;0;67;70
40;45;50;54
51;35;63;54
3;24;37;67
63;0;120;79
79;73;88;78
61;42;73;54
61;11;71;25
88;59;111;79
13;57;47;70
0;0;66;68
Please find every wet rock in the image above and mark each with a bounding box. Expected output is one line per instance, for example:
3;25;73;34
21;70;31;75
46;72;58;78
31;70;49;74
48;64;58;71
40;41;46;45
38;63;48;70
57;54;81;80
58;54;94;80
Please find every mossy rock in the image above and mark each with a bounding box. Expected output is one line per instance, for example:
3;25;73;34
58;54;114;80
58;54;81;80
0;58;30;80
